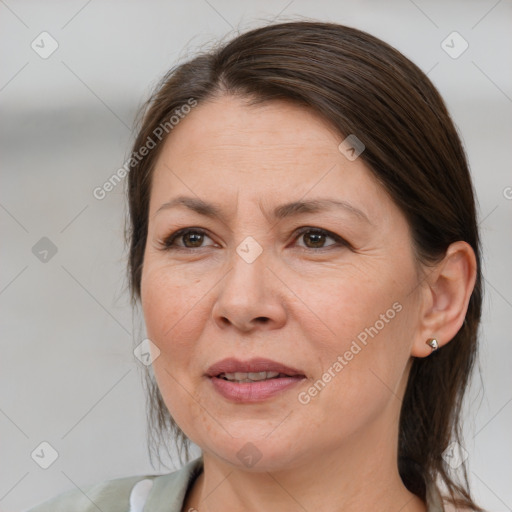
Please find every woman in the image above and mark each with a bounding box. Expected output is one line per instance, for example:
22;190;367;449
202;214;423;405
28;20;484;512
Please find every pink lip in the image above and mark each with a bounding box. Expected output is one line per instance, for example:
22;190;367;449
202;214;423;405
206;357;305;377
206;357;306;403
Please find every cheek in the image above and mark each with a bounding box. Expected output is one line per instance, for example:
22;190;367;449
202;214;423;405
296;302;411;443
141;261;209;360
291;262;405;353
140;263;212;439
297;265;416;411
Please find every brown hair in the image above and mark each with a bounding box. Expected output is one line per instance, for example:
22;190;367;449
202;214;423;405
126;20;483;510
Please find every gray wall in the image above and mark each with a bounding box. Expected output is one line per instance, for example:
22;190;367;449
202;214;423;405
1;1;511;511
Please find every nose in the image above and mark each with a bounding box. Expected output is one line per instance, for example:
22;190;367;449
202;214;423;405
212;247;287;333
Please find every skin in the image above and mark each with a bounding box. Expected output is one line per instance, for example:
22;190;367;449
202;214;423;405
140;95;477;512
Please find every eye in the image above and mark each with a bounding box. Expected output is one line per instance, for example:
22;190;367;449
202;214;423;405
160;228;216;250
294;227;348;250
159;227;350;252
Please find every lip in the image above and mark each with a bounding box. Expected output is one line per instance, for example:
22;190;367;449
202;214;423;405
206;358;306;403
206;357;305;378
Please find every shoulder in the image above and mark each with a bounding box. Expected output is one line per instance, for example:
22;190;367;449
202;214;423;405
25;457;204;512
25;474;154;512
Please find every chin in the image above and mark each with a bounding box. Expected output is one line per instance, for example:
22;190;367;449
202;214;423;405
198;434;307;473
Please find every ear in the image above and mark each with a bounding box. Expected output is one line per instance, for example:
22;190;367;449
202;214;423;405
411;241;477;357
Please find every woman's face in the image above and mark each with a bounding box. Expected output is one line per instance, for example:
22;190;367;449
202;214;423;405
141;95;425;470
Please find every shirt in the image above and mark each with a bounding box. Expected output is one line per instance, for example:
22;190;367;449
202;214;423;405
26;455;446;512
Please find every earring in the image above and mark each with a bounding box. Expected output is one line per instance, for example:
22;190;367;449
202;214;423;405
426;338;439;352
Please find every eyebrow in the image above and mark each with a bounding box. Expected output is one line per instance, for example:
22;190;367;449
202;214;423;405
156;195;372;224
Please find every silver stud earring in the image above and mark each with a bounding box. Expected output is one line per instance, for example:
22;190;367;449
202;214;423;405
426;338;439;352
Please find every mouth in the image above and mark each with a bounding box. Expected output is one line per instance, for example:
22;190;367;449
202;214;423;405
206;357;306;380
217;371;295;383
206;358;306;402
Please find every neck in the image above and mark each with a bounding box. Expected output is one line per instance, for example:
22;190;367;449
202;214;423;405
183;418;427;512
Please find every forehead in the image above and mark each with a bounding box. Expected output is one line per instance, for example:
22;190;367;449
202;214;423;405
148;95;390;222
159;95;341;162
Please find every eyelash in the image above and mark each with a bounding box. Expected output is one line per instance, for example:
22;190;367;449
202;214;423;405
159;227;350;252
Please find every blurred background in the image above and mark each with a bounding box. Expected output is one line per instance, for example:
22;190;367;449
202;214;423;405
1;1;511;510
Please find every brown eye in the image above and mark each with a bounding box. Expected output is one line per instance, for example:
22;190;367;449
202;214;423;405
302;231;328;248
295;228;347;250
162;228;215;250
182;231;205;247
